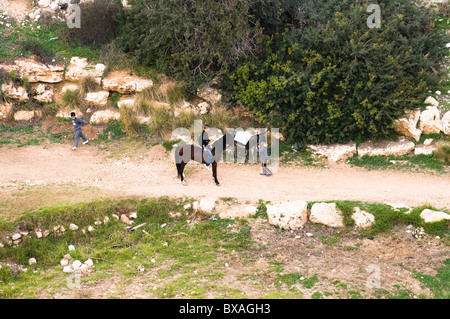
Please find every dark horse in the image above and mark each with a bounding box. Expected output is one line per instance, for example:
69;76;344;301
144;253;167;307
174;131;235;186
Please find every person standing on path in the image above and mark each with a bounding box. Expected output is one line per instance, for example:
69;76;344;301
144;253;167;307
258;140;272;176
71;112;88;150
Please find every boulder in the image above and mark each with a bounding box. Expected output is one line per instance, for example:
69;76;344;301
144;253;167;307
393;109;422;142
117;97;135;109
56;108;83;119
9;58;64;83
1;82;28;101
308;142;357;163
61;83;79;94
65;57;106;83
85;91;109;107
120;214;131;225
420;209;450;223
266;200;308;230
441;111;450;136
14;110;35;121
34;84;54;103
102;72;153;94
198;197;217;213
424;96;439;107
0;103;13;120
351;207;375;228
197;86;222;106
309;202;344;227
89;109;120;124
218;205;257;219
414;145;436;156
419;106;441;135
357;139;415;157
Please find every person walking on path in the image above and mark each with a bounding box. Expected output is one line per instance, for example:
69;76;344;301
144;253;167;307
199;124;213;170
71;112;88;150
258;140;272;176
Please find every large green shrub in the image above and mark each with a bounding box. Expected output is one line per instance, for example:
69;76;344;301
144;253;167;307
117;0;262;91
231;0;449;144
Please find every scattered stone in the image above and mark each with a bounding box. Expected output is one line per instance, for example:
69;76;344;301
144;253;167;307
414;145;436;156
2;58;64;83
65;57;106;83
351;207;375;228
87;225;95;232
72;260;82;270
424;96;439;107
197;86;222;106
85;91;109;107
14;110;36;122
309;202;344;227
103;216;110;224
28;258;36;265
308;142;357;163
183;203;192;210
69;223;79;231
94;220;102;225
89;109;120;124
419;106;442;135
357;139;415;157
420;209;450;223
63;265;74;273
441;111;450;136
218;205;257;219
137;265;145;272
266;200;308;230
12;233;22;241
198;197;217;213
129;212;137;219
423;138;434;146
60;259;69;266
63;254;72;260
68;245;75;251
0;103;13;120
393;109;422;142
42;230;51;237
120;214;131;225
102;72;153;94
112;214;119;221
84;259;94;267
61;83;79;94
306;233;313;237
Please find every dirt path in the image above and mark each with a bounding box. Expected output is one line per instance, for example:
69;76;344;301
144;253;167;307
0;143;449;210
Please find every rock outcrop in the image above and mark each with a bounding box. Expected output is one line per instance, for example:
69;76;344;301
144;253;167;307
65;57;106;84
266;200;308;230
309;202;344;227
419;106;442;135
393;109;422;142
420;209;450;223
89;109;120;124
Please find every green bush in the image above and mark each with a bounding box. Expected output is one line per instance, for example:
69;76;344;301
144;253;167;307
231;0;449;144
61;0;123;47
118;0;261;91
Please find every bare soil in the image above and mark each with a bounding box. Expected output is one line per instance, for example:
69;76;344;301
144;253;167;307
0;142;448;210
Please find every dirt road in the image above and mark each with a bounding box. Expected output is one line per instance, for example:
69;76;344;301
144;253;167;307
0;143;449;209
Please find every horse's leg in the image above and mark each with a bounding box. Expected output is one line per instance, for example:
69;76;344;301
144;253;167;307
180;162;187;185
212;162;220;185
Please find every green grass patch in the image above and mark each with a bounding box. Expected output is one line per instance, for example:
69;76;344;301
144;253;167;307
347;153;447;173
413;258;450;299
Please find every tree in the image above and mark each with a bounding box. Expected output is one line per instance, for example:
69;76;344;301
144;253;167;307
231;0;449;144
